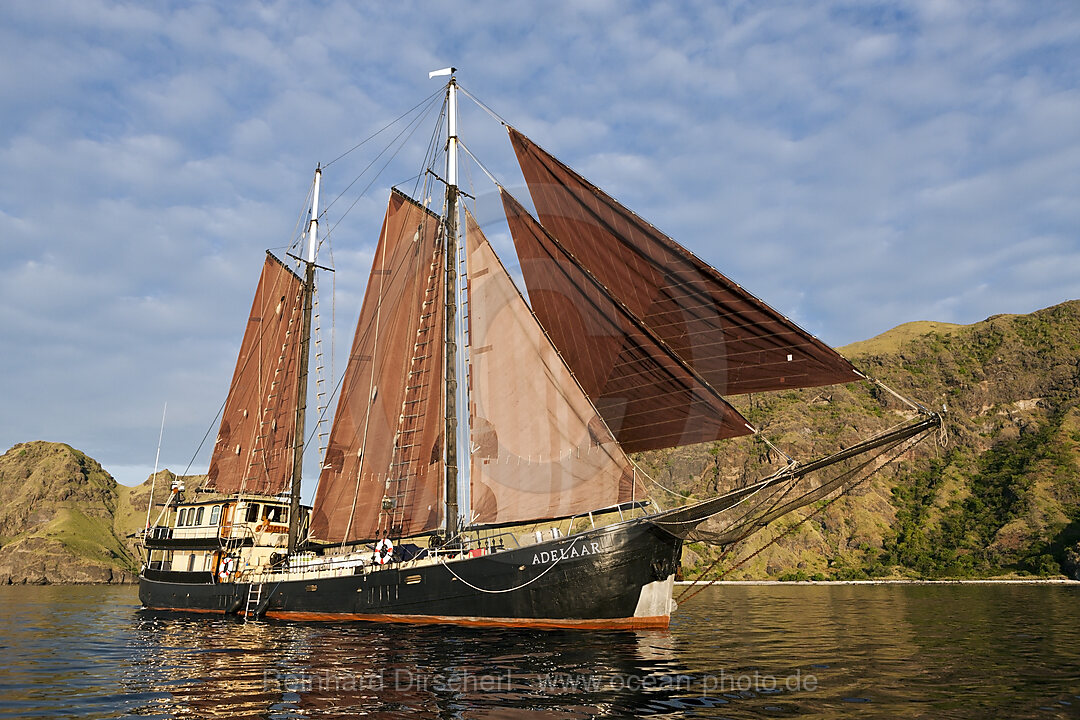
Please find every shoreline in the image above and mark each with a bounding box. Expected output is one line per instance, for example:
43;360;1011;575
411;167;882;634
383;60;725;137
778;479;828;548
675;578;1078;586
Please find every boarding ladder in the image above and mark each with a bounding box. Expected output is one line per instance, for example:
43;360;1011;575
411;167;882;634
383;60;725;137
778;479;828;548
243;582;264;621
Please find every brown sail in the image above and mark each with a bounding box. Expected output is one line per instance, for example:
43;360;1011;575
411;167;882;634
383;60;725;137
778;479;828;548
501;190;752;452
205;252;305;496
308;190;445;543
465;210;643;526
509;127;861;396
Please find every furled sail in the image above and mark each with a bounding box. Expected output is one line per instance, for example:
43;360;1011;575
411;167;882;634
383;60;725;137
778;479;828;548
205;252;304;496
465;210;644;527
508;127;861;396
308;190;445;543
501;190;753;452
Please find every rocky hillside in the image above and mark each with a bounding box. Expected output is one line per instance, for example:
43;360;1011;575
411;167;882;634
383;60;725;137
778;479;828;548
637;300;1080;581
0;442;191;584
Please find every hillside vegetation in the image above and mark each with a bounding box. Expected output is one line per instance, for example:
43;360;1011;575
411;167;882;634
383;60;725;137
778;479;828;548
636;300;1080;581
0;442;193;584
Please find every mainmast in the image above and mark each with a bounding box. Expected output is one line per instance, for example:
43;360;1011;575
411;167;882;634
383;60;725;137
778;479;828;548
441;70;460;538
288;165;320;554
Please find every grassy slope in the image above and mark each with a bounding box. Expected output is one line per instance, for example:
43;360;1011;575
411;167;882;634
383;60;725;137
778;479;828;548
0;442;138;580
840;320;966;357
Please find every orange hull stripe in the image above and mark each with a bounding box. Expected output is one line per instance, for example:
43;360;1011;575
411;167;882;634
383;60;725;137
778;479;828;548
262;610;670;630
143;606;226;615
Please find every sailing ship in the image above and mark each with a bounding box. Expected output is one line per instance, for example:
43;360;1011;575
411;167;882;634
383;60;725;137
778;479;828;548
138;71;940;628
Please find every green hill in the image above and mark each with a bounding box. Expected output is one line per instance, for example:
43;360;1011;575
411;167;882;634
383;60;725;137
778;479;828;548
0;442;138;583
635;300;1080;581
0;442;199;584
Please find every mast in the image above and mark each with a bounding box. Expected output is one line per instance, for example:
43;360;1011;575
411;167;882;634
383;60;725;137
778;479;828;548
143;402;167;532
288;165;320;554
443;70;460;538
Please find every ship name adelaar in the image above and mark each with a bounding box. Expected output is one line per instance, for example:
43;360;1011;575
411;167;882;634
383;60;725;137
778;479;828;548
533;542;602;565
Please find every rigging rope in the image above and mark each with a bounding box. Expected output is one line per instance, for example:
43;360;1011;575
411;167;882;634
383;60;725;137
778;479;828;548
675;429;934;605
323;88;444;169
438;537;582;594
321;96;442;240
456;85;512;128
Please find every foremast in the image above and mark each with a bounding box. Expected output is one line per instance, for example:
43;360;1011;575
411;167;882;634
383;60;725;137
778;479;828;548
289;166;321;554
442;70;461;539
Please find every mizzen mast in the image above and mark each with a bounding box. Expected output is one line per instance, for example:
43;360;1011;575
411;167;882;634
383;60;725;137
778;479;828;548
288;165;320;554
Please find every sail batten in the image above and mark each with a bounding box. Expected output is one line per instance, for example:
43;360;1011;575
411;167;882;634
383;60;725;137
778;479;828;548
508;127;861;398
501;189;753;453
308;190;445;544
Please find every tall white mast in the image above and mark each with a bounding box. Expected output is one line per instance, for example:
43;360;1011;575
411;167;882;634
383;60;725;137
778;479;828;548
447;74;458;188
306;166;321;262
288;165;320;554
431;67;461;537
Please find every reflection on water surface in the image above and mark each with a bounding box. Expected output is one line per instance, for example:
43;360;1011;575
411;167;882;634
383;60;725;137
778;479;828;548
0;583;1077;718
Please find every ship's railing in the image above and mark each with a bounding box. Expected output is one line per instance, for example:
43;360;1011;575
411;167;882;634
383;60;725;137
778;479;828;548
219;522;288;549
141;520;274;544
220;522;257;541
145;526;172;540
238;520;621;583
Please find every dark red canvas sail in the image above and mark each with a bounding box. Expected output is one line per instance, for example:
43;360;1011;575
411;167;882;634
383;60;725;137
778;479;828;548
308;190;445;543
502;189;752;453
205;253;304;496
509;127;861;396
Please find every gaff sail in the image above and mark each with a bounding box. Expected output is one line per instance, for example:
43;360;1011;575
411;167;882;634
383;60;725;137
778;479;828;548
205;253;304;496
308;190;445;543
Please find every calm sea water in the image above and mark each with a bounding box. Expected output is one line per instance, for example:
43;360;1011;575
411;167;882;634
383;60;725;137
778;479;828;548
0;583;1077;719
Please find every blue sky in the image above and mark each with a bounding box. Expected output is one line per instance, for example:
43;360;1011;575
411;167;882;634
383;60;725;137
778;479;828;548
1;0;1078;489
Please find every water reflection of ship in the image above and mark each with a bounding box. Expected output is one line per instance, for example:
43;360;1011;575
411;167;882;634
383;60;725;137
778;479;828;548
126;616;282;717
127;612;705;718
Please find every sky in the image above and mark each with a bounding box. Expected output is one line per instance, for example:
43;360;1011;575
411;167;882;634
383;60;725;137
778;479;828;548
1;0;1078;490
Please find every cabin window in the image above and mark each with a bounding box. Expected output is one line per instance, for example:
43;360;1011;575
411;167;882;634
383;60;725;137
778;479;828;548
204;555;215;571
195;507;204;526
162;551;173;571
187;554;196;572
178;508;187;526
210;506;221;526
266;506;287;523
245;503;261;523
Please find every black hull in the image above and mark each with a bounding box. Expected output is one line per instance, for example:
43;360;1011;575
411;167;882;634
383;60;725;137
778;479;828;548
139;518;681;629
